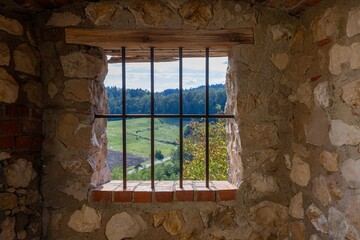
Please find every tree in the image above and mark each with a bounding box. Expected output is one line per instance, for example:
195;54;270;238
183;119;228;180
155;150;164;160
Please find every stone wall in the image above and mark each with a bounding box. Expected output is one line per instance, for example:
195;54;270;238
1;0;360;239
0;11;43;240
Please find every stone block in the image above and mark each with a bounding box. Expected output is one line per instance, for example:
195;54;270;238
304;107;329;146
290;154;310;187
347;7;360;38
14;43;40;76
46;12;81;27
67;204;101;233
106;212;146;240
0;68;18;104
0;15;23;36
329;120;360;146
0;42;10;66
341;158;360;189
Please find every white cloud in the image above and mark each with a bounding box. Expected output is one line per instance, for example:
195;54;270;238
104;57;228;91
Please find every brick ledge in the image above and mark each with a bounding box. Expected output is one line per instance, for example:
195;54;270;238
91;180;237;203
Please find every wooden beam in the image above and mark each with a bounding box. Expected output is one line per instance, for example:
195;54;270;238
65;28;254;62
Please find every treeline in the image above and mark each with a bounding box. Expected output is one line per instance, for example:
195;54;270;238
106;84;226;115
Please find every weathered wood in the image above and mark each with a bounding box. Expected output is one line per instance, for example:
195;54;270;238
65;28;253;61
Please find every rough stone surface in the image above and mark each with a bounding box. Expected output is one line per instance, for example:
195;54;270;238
329;44;351;75
289;192;304;219
319;150;339;172
341;158;360;189
23;81;43;107
85;2;120;25
269;24;292;42
0;15;23;36
0;42;10;66
249;172;279;195
328;207;348;240
67;204;101;233
106;212;146;240
240;124;279;151
60;52;106;81
14;43;40;76
329;120;360;146
153;212;168;228
48;82;58;98
289;80;313;109
4;158;37;188
179;0;213;28
289;221;305;240
312;175;331;206
46;12;82;26
290;154;310;187
0;217;15;240
341;80;360;110
327;179;343;201
304;107;329;146
314;81;330;109
210;1;234;29
0;193;17;210
306;204;329;234
63;79;92;102
163;211;183;236
271;53;289;71
350;42;360;70
0;152;11;161
309;234;322;240
347;7;360;38
0;68;19;104
311;7;339;42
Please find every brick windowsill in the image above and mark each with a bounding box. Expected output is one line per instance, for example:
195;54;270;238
91;180;237;203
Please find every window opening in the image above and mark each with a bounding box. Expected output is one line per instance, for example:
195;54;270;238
96;47;234;190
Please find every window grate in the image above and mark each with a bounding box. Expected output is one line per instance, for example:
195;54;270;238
95;47;234;190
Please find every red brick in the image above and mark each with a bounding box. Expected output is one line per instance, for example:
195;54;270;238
175;183;194;201
23;121;42;133
31;136;43;151
16;136;32;149
0;136;15;149
155;192;173;202
217;190;236;201
91;190;112;202
134;183;152;203
196;189;216;202
6;105;29;118
114;190;132;202
0;121;21;135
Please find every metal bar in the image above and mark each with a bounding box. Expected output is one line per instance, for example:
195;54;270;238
205;48;210;188
150;47;155;189
179;47;183;188
96;114;234;118
122;47;127;189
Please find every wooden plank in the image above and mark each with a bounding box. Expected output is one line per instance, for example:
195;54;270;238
65;28;254;49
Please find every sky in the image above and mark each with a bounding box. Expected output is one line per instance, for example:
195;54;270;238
104;57;228;92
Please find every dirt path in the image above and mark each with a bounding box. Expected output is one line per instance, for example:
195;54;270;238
107;149;147;170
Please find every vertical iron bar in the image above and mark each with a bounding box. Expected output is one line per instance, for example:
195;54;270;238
205;48;210;188
179;48;183;188
150;47;155;190
122;47;127;189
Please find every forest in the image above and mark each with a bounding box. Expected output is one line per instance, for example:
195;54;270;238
106;84;227;115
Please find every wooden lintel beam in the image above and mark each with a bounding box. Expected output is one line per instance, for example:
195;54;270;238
65;28;254;50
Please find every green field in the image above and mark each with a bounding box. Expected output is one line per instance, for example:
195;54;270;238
106;118;179;158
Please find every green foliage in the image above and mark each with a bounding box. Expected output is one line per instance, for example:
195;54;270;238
155;150;164;160
183;120;228;180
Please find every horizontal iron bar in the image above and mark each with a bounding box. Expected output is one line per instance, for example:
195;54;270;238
95;114;234;118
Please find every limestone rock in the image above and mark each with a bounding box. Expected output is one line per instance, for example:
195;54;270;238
271;53;289;71
328;207;347;240
319;150;339;172
153;212;168;228
341;158;360;189
250;172;279;194
0;15;23;36
210;1;234;29
306;204;328;233
329;44;351;75
0;68;19;104
289;192;304;219
67;204;101;233
48;82;58;98
347;7;360;38
329;120;360;146
17;230;26;240
4;158;37;188
23;81;43;107
269;24;292;42
311;7;339;42
342;79;360;110
163;211;183;236
240;123;279;151
326;179;342;201
0;193;17;210
285;154;292;170
249;201;288;232
289;221;305;240
350;42;360;70
62;180;88;201
106;212;146;240
63;79;92;102
309;234;322;240
312;175;331;206
179;0;213;29
245;149;279;168
85;2;120;25
0;42;10;66
290;154;310;187
14;43;40;76
314;81;330;109
60;52;106;81
289;80;313;109
46;12;81;26
304;107;329;146
292;142;309;158
0;217;15;240
0;152;11;161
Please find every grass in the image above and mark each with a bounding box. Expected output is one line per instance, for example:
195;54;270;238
106;118;179;158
